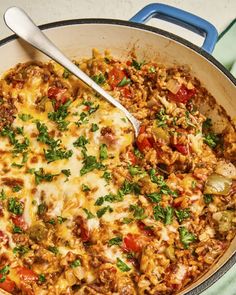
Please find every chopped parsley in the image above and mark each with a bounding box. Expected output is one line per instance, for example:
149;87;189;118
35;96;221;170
156;108;167;127
179;227;196;249
95;196;104;206
13;246;29;255
11;162;24;168
92;73;106;85
18;113;33;122
164;206;174;225
38;274;46;283
8;198;24;215
83;208;95;219
122;217;133;224
61;169;71;179
1;126;30;156
149;66;156;73
99;144;108;160
48;246;59;255
108;237;122;247
63;68;71;79
48;99;71;131
12;185;22;192
129;204;146;220
80;152;105;176
96;206;113;218
102;171;112;183
57;216;67;224
70;259;81;268
73;136;89;149
146;192;162;203
81;184;90;192
128;165;145;176
131;59;144;70
175;208;190;223
34;168;59;185
90;123;99;132
36;121;61;148
116;258;131;272
0;265;10;283
0;189;6;200
204;194;213;204
149;169;177;197
203;117;212;129
44;147;73;163
37;202;47;215
13;226;23;233
204;133;220;149
119;180;141;196
153;205;174;225
117;76;130;87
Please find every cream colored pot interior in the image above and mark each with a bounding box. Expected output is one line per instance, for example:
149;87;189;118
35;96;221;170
0;22;235;294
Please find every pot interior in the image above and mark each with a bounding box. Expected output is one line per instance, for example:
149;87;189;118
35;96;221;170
0;21;235;294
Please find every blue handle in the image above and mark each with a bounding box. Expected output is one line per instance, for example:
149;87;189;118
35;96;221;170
130;3;218;54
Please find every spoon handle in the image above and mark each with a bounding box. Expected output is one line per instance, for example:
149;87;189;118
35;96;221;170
4;6;140;136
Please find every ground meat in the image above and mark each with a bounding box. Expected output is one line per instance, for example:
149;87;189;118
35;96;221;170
12;233;29;245
0;96;16;130
1;177;24;188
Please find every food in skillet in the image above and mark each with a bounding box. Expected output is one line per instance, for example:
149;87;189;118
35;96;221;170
0;49;236;295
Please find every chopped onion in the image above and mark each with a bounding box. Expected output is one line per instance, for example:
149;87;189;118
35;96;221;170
204;173;232;195
215;161;236;180
165;245;176;261
166;79;181;94
152;126;170;144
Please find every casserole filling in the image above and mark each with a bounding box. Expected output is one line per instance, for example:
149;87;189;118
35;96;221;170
0;50;235;295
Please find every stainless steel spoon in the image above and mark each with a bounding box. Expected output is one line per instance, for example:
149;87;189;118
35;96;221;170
4;7;140;137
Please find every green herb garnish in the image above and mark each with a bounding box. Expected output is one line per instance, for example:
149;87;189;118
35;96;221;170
34;168;59;185
116;258;131;272
73;136;89;149
204;194;213;204
8;198;24;215
179;226;196;249
108;237;122;247
99;144;108;160
70;259;81;268
83;208;95;219
92;73;106;85
175;208;190;223
117;76;130;87
90;123;99;132
18;113;33;122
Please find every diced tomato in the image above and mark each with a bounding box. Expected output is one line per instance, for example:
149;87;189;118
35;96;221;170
174;144;188;155
137;221;154;236
136;137;153;152
0;275;16;293
127;151;137;165
123;233;142;253
136;125;154;152
75;216;90;242
108;68;126;89
17;267;38;282
120;87;132;98
47;86;68;110
11;215;27;231
126;61;132;66
168;85;196;104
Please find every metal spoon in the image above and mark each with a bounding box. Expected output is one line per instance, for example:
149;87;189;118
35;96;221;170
4;7;140;137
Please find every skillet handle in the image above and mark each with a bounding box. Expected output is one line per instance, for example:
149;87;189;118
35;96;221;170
130;3;218;54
